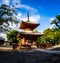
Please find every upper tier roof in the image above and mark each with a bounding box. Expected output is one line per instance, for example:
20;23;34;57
19;21;40;30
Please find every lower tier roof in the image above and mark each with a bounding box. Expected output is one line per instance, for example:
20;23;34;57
20;32;43;36
17;32;43;38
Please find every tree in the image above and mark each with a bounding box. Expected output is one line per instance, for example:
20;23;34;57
43;28;60;45
7;30;19;43
33;29;38;33
43;28;53;42
51;15;60;29
0;4;19;33
37;36;46;44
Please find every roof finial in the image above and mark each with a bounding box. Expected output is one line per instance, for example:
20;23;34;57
27;12;29;22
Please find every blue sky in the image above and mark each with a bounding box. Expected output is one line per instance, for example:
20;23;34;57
0;0;60;32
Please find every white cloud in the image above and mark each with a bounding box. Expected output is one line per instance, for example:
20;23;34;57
49;17;56;29
12;0;21;5
19;4;37;12
49;24;55;29
9;22;20;31
50;17;55;23
0;33;7;41
0;0;37;12
2;0;10;5
22;15;40;23
16;13;22;20
12;0;37;12
30;15;40;23
16;13;40;23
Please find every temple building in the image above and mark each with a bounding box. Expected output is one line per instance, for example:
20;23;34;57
17;13;43;48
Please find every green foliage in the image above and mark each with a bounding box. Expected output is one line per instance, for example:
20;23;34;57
33;29;38;33
43;28;53;42
51;15;60;29
37;36;46;44
17;38;21;44
0;4;19;33
37;14;60;45
37;28;60;44
0;4;16;24
7;30;19;43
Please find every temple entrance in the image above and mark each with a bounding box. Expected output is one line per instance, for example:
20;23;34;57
25;39;32;45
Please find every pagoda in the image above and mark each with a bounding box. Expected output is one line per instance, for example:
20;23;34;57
17;13;43;48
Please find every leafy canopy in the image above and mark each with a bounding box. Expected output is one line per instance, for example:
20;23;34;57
0;4;19;33
37;28;60;44
7;30;18;43
51;15;60;29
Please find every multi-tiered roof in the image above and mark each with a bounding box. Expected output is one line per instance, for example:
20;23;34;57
17;12;42;45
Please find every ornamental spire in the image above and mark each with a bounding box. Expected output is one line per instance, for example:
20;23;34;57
27;12;29;22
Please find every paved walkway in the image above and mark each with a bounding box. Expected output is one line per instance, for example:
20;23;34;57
33;48;60;54
47;44;60;49
0;46;13;51
0;45;60;63
0;44;60;54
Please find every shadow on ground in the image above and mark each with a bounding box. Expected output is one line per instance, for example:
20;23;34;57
0;50;60;63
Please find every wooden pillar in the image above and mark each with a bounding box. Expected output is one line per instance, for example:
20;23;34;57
25;40;29;44
32;40;36;45
21;38;25;44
